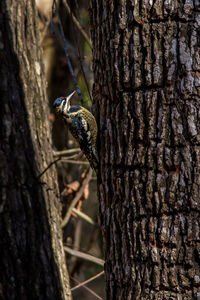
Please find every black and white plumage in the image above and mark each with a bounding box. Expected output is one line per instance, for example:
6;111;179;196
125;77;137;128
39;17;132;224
53;91;98;170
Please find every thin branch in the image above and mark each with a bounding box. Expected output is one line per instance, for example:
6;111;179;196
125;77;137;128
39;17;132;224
71;271;104;292
71;276;103;300
40;18;51;45
63;0;92;49
38;8;62;40
52;0;84;106
53;148;80;157
38;152;82;178
64;246;104;266
39;8;92;105
37;157;60;178
72;208;97;226
61;168;92;227
67;0;93;103
61;159;89;165
70;218;82;270
76;44;93;103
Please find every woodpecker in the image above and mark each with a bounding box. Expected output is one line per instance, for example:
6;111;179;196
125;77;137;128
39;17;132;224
53;91;98;170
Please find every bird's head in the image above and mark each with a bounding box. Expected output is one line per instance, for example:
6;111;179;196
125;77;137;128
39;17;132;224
53;91;76;115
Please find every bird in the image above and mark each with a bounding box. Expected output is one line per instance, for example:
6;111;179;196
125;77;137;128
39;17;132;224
53;91;98;170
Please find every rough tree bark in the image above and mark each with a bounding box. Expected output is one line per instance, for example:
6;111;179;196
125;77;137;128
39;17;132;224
90;1;200;299
0;1;71;299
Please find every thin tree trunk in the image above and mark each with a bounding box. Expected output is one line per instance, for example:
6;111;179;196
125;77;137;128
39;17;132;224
0;1;71;299
90;1;200;299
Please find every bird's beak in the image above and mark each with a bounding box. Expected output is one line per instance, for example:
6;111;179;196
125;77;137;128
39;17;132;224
66;90;76;101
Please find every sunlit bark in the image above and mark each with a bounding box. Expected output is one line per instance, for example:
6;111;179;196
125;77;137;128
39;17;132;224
0;1;71;299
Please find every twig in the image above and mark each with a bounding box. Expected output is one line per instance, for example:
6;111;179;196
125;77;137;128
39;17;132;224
61;159;89;165
37;157;60;178
52;0;84;106
71;271;104;292
67;0;93;103
72;208;97;225
38;8;62;39
40;18;51;45
76;44;93;103
70;218;82;272
62;152;82;159
64;246;104;266
71;276;103;300
53;148;80;157
39;7;92;105
61;168;92;227
38;9;79;58
38;152;82;178
63;0;92;48
67;0;93;104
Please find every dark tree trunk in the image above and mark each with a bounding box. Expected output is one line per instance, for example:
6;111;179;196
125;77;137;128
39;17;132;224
0;1;71;299
90;1;200;299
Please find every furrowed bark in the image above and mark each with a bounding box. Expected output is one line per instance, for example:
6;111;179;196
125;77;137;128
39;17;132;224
90;1;200;299
0;1;71;299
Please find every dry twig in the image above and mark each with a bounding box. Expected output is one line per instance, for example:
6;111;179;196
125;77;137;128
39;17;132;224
64;246;104;266
71;271;104;292
52;0;84;105
40;18;51;45
37;157;60;178
60;159;89;165
53;148;80;157
38;151;83;178
71;276;103;300
63;0;92;48
62;168;93;227
72;208;96;225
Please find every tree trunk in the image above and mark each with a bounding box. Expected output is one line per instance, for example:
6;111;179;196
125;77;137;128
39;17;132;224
90;1;200;299
0;1;71;299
